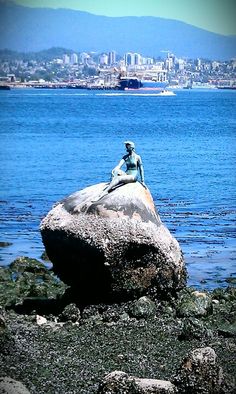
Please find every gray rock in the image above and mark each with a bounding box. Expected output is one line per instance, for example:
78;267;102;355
129;296;156;319
176;290;213;317
98;370;177;393
0;377;30;394
0;257;68;308
174;347;224;393
40;183;186;302
59;303;81;323
178;317;213;340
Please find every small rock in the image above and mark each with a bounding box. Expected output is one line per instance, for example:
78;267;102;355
176;289;212;317
129;296;156;319
98;370;177;393
174;347;224;393
102;308;120;323
119;312;130;321
178;317;212;340
36;315;47;325
59;303;81;323
0;377;30;394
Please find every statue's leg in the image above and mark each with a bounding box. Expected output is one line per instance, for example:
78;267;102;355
106;175;136;193
92;175;136;203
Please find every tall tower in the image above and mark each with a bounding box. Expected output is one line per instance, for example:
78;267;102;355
125;52;135;66
108;51;116;65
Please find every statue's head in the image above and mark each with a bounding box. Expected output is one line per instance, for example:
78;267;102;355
124;140;135;152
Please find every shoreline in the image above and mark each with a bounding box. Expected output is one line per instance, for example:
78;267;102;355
1;239;235;290
0;256;236;393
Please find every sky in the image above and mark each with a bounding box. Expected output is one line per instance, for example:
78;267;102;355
13;0;236;36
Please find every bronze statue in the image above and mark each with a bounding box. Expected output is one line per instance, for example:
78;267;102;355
95;141;146;201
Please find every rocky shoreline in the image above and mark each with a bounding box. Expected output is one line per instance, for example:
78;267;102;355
0;256;235;393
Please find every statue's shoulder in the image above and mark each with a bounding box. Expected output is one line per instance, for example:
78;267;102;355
122;154;129;161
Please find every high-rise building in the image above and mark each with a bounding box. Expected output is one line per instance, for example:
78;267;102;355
134;53;142;65
165;57;173;70
63;54;70;64
70;53;78;65
108;51;116;65
79;52;90;65
124;52;142;66
177;59;185;71
124;52;134;66
99;53;108;65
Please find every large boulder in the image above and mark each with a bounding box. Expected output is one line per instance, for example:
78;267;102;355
40;182;186;302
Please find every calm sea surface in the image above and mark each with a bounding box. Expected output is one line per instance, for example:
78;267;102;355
0;88;235;289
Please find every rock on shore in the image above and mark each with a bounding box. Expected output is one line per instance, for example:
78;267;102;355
40;182;186;302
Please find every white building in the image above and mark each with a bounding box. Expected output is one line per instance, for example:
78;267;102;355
124;52;142;66
165;57;173;70
63;54;70;64
70;53;78;65
176;58;185;71
99;53;108;65
79;52;90;65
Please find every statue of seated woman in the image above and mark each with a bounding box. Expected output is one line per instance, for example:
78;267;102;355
94;141;146;201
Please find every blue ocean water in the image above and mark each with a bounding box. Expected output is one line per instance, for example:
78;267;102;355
0;88;235;289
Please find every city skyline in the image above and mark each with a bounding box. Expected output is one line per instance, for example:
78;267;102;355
13;0;236;36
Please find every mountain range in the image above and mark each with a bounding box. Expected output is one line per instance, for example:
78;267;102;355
0;2;235;60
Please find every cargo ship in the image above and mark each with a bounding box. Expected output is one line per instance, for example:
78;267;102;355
0;85;11;90
118;77;168;90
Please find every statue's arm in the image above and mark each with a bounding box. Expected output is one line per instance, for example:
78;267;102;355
112;159;125;176
137;156;146;187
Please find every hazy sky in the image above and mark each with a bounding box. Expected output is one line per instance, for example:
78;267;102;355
13;0;236;36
